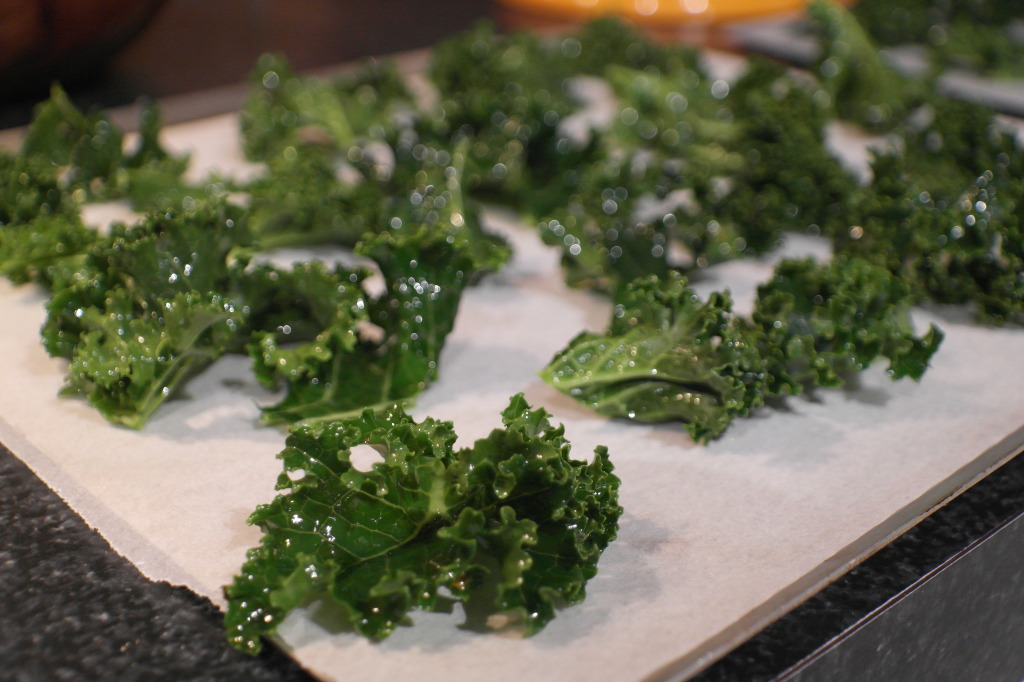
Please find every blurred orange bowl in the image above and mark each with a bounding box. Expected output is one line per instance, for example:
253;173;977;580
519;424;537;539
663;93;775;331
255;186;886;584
497;0;832;24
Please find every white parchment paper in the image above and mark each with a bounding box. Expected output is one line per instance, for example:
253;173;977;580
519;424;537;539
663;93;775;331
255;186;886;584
2;110;1023;682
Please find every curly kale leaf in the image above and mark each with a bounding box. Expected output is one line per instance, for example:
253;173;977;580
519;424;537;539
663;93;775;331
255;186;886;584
0;151;76;225
851;0;1024;78
244;261;369;390
808;0;925;132
703;57;857;245
541;272;767;442
225;394;622;653
543;258;943;441
429;22;578;198
537;159;674;293
258;224;478;424
753;256;944;394
0;212;97;287
20;85;125;194
1;152;96;286
41;200;255;426
240;54;415;162
19;85;190;204
40;198;249;360
62;290;244;428
891;96;1020;201
835;149;1024;325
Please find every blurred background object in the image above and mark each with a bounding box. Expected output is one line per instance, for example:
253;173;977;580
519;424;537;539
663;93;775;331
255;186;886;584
0;0;168;101
0;0;858;130
4;0;1022;132
0;0;492;128
849;0;1024;78
496;0;826;24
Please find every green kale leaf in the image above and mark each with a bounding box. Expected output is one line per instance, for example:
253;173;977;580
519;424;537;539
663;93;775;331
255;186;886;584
257;223;477;424
20;85;125;195
225;394;622;653
543;258;943;442
537;160;673;293
701;57;857;247
39;198;249;363
753;256;944;394
20;85;190;204
62;290;244;428
0;150;97;288
834;147;1024;326
240;54;415;163
851;0;1024;79
808;0;924;131
0;211;97;287
541;272;767;442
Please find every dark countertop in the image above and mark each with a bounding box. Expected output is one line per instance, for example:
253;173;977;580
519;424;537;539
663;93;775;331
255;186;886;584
3;2;1024;679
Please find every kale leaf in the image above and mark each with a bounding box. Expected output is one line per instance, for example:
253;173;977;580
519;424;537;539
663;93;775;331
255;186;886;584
225;394;622;653
537;160;674;293
808;0;925;132
240;54;416;163
851;0;1024;79
62;290;244;428
542;257;943;442
0;151;96;286
257;224;478;424
835;153;1024;325
43;200;254;425
753;256;944;394
541;272;767;443
20;85;190;203
20;85;125;195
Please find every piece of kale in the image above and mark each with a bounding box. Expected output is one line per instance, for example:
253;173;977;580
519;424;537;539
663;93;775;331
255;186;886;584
257;223;478;424
753;256;944;395
240;54;416;163
851;0;1024;78
541;272;767;442
0;151;97;287
835;152;1024;325
542;257;943;442
225;395;622;652
808;0;926;132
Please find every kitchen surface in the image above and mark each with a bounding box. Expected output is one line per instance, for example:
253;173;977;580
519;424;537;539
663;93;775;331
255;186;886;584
2;1;1024;680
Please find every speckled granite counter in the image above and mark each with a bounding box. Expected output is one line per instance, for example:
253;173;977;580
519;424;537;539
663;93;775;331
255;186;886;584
0;442;311;681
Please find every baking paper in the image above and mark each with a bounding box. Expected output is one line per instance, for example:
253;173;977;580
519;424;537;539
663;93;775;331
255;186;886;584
2;108;1023;682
